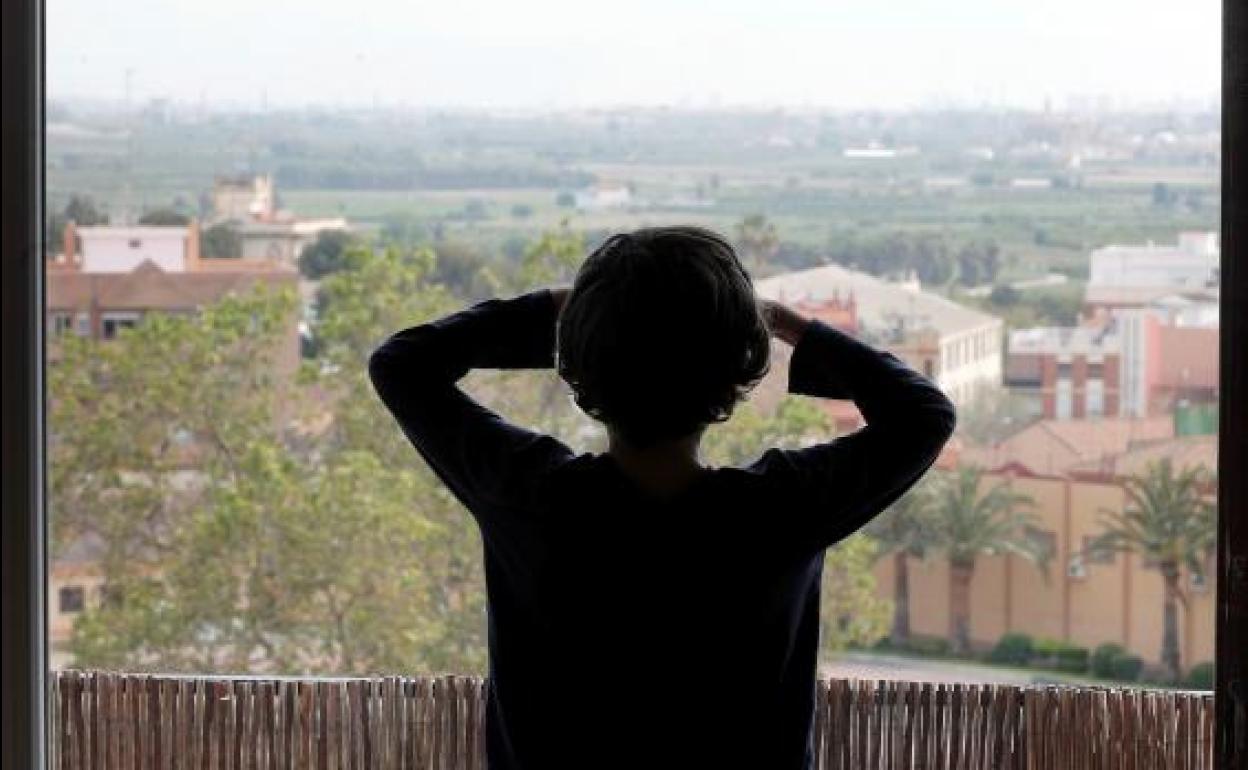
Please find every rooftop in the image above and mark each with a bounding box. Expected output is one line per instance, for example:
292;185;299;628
755;263;999;340
48;259;297;311
960;415;1176;476
1067;434;1217;480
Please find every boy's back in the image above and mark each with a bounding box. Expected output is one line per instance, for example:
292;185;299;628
369;227;953;763
370;276;955;769
505;454;835;769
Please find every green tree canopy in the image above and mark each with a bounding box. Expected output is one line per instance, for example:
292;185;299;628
138;208;191;226
297;229;355;279
201;222;242;258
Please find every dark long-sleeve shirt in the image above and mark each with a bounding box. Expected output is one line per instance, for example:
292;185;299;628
368;289;956;770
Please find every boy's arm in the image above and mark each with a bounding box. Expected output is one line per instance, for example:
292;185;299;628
368;289;574;519
753;312;957;554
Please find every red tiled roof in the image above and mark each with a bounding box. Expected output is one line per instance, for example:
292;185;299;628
960;415;1175;476
1066;435;1217;480
48;260;297;312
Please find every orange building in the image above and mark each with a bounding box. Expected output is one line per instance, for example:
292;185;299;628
874;456;1216;671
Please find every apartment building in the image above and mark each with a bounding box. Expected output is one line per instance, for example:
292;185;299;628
1006;310;1219;420
757;263;1004;407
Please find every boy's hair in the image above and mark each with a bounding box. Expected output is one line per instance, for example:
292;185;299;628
557;226;771;447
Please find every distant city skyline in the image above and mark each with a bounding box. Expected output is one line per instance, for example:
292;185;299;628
49;0;1220;111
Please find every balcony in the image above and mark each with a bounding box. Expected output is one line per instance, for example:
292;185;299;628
51;671;1214;769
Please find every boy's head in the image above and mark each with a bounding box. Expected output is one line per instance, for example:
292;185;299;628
557;226;770;448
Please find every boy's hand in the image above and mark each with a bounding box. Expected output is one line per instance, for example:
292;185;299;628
760;299;810;347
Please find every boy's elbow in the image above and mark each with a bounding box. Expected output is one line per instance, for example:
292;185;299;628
939;399;958;442
925;390;958;446
367;341;397;393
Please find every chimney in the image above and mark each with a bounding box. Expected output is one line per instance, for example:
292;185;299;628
63;220;78;268
186;218;201;272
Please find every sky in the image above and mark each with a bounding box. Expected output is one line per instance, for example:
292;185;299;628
48;0;1221;110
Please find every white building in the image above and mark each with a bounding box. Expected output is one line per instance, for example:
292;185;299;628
1088;232;1219;292
756;264;1004;406
237;218;349;264
574;185;632;211
73;224;195;273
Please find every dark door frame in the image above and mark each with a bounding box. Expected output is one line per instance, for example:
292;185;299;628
1215;0;1248;764
3;1;1246;767
2;0;47;766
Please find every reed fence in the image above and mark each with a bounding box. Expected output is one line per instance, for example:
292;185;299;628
51;671;1215;769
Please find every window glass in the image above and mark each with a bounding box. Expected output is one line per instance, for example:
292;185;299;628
45;0;1219;695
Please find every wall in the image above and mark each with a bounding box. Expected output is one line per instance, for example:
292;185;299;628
873;471;1217;668
79;228;188;273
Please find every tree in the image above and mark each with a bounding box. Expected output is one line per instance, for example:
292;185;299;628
863;477;937;647
988;284;1020;307
138;208;190;226
927;467;1046;655
1152;182;1177;207
297;229;354;279
1087;460;1215;681
734;214;779;273
956;388;1036;445
65;195;108;227
46;195;108;256
819;535;891;656
201;223;242;258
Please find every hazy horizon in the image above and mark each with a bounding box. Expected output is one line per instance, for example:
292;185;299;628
48;0;1219;111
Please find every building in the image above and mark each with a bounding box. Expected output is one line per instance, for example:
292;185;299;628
756;263;1004;407
574;184;632;210
212;174;275;222
49;221;299;354
1084;232;1220;313
1006;309;1218;420
236;217;349;265
209;174;349;267
873;461;1216;670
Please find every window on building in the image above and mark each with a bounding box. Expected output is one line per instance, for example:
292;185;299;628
1088;362;1104;379
100;312;140;340
49;312;73;336
1056;362;1073;379
58;586;85;614
74;312;91;337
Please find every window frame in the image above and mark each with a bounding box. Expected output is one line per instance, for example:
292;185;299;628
2;3;1246;769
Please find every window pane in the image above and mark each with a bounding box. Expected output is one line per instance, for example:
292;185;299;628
47;0;1218;699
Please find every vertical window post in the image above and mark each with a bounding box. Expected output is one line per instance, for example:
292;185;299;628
1;0;47;765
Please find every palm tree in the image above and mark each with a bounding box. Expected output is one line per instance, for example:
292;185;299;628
1087;459;1216;682
928;467;1047;656
864;477;937;647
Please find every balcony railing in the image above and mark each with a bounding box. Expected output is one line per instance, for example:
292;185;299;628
51;671;1215;769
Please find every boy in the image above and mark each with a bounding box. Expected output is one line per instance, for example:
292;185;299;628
369;226;955;769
